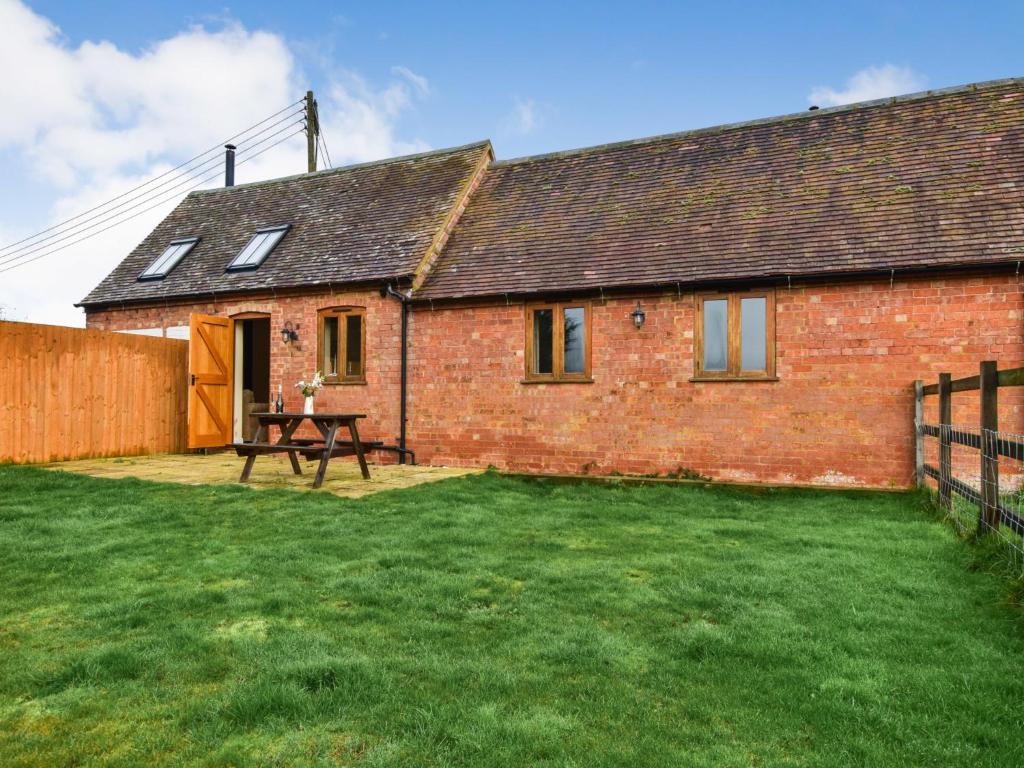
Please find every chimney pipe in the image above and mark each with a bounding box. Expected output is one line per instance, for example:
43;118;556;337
224;144;236;187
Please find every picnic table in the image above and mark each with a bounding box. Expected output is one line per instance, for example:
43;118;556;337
232;412;380;489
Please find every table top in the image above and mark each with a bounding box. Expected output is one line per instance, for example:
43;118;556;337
251;412;366;420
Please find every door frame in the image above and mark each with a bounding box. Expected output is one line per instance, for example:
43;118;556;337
230;312;272;442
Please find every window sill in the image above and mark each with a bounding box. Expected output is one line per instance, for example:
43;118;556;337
689;376;779;383
521;378;594;385
325;379;367;386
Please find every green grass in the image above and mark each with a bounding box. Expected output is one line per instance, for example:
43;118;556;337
935;493;1024;603
1;466;1022;767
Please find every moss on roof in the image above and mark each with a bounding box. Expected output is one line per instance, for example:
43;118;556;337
417;78;1024;300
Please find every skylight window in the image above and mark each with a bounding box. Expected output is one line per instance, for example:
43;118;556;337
138;237;199;281
226;225;290;271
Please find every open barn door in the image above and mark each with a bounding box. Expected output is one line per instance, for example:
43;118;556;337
188;313;234;449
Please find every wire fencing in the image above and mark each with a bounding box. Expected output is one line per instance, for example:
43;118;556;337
915;362;1024;572
981;427;1024;561
925;424;1024;560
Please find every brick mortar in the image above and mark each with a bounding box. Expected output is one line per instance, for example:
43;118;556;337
406;273;1024;488
87;288;403;451
87;273;1024;488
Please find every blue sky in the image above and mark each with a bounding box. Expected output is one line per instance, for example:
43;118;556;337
1;0;1022;325
29;1;1023;157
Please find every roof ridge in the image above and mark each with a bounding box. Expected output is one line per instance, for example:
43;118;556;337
191;139;493;195
491;77;1024;168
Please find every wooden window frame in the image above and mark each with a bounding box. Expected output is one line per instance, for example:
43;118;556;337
317;307;367;385
523;301;593;383
693;289;776;381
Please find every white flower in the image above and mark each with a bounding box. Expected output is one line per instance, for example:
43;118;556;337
295;371;325;397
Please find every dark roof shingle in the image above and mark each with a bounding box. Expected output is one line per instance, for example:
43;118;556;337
80;141;491;307
416;80;1024;300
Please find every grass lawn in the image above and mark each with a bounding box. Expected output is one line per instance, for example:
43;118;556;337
1;466;1022;767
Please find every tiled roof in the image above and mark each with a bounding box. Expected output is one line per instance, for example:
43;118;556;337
79;141;491;307
416;79;1024;300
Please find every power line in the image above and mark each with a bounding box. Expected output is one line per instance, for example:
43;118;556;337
0;112;304;267
0;106;304;263
0;127;305;275
319;135;331;167
0;127;305;276
315;136;328;170
0;118;305;270
317;135;332;169
318;124;334;169
0;98;304;257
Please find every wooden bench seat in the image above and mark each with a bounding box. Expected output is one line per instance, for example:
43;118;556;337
233;441;323;458
232;438;385;456
232;439;385;459
276;437;386;448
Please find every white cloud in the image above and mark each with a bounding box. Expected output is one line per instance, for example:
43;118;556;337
322;75;430;164
391;65;430;97
0;0;431;326
809;64;927;107
503;97;539;136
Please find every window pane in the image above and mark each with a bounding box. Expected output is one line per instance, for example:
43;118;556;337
250;230;285;264
703;299;728;371
236;234;266;266
140;239;197;279
145;244;178;275
323;316;338;376
228;227;288;270
741;297;767;370
141;251;163;276
162;243;186;270
563;307;585;374
243;234;268;265
345;314;363;377
533;309;553;375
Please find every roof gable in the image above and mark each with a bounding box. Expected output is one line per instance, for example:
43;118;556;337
80;141;491;307
416;79;1024;300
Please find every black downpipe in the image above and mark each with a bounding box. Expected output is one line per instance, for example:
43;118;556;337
382;284;411;464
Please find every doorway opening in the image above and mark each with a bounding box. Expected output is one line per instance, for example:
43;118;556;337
232;316;271;442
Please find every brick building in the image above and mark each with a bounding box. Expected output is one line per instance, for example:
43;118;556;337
81;79;1024;488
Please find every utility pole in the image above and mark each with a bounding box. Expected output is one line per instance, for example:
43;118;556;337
305;90;319;173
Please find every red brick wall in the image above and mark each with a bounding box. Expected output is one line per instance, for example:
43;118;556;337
408;273;1024;488
86;273;1023;488
86;289;405;448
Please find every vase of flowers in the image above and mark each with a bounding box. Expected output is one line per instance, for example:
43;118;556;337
296;371;325;415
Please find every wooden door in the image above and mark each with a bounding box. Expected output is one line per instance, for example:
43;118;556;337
188;313;233;448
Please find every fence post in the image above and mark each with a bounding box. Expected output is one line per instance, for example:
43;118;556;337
914;379;924;489
938;372;952;510
979;360;999;533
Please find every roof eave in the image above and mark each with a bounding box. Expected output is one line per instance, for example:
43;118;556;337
78;273;416;312
410;259;1023;305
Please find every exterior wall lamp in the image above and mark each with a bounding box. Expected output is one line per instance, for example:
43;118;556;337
281;321;300;344
631;301;646;329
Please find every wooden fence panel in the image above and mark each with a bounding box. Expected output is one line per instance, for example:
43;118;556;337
0;321;187;463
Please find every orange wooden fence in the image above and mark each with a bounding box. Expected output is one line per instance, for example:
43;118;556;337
0;321;188;463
